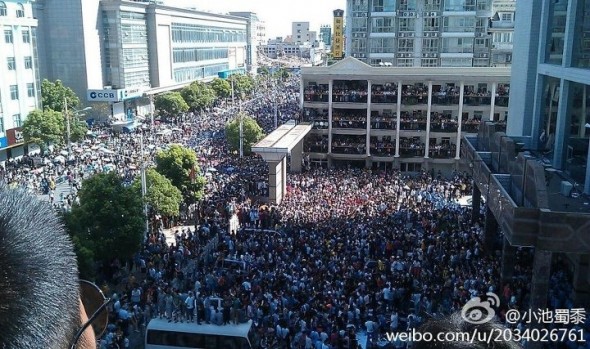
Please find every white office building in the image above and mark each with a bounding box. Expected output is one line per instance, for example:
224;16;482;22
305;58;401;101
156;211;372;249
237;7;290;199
0;0;40;162
34;0;248;121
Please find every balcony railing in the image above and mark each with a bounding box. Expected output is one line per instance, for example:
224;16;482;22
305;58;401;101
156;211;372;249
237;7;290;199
400;119;428;131
429;144;456;158
332;118;367;129
331;143;366;154
332;90;368;103
371;117;397;130
370;143;396;157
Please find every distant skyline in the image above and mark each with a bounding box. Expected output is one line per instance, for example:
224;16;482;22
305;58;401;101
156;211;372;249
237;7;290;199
189;0;346;39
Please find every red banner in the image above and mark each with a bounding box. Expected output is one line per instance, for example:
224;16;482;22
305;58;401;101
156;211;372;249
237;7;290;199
6;128;24;146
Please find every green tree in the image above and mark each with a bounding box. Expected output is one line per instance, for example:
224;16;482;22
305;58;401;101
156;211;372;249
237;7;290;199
41;79;80;112
155;145;206;201
180;81;216;111
64;172;144;265
154;92;189;117
133;169;183;217
225;114;265;155
22;109;65;152
257;66;270;76
228;74;255;98
68;117;88;143
210;77;232;99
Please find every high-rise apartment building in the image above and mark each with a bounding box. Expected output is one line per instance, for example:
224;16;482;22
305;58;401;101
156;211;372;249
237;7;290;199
0;0;41;162
489;0;515;67
345;0;498;67
292;21;312;44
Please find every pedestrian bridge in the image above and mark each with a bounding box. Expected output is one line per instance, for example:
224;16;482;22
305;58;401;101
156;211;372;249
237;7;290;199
252;122;312;204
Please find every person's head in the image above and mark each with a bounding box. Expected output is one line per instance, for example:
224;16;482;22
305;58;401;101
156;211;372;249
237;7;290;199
0;185;95;349
414;312;523;349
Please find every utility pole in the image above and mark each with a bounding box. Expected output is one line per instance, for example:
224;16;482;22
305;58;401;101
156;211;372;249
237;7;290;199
149;94;154;130
140;133;149;235
239;99;244;159
64;97;72;155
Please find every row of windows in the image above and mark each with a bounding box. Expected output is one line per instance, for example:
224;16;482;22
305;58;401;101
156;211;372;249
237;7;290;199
368;58;490;67
0;113;24;130
120;11;146;20
173;63;228;83
4;28;30;44
6;83;35;100
121;24;148;45
6;56;33;70
0;2;25;17
172;48;228;63
171;23;246;44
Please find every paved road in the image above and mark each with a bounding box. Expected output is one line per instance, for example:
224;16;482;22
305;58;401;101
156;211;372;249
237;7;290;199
37;180;74;203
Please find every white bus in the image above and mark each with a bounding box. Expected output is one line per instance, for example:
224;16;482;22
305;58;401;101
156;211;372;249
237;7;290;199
145;318;257;349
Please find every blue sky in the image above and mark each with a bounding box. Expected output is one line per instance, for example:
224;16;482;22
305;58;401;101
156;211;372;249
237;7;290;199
191;0;346;38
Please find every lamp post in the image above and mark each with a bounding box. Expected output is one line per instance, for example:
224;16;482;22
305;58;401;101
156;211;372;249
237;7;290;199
64;98;91;155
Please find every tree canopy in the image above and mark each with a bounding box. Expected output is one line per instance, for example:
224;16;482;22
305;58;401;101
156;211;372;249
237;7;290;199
64;172;145;269
22;109;65;152
41;79;80;113
133;169;183;217
155;92;189;117
225;114;265;155
210;78;232;99
227;74;255;98
180;81;216;111
155;144;206;202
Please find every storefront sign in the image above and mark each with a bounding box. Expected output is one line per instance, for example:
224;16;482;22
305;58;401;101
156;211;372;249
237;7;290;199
0;137;7;149
120;88;144;100
87;89;120;102
6;128;24;146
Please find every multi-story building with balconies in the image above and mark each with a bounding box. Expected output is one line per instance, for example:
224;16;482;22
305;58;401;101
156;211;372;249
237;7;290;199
489;0;515;67
0;0;41;163
345;0;507;67
300;57;510;173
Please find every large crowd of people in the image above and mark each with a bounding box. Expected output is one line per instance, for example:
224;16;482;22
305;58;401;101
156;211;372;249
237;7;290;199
0;71;584;349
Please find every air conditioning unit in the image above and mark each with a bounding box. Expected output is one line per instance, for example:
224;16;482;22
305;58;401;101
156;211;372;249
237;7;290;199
431;12;437;16
560;181;573;197
409;12;416;16
408;32;415;37
361;33;367;37
482;53;488;58
432;53;438;58
399;33;405;37
425;32;430;37
432;32;438;37
423;53;429;58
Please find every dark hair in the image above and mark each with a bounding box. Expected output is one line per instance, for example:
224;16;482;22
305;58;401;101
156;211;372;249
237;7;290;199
0;185;80;349
414;312;523;349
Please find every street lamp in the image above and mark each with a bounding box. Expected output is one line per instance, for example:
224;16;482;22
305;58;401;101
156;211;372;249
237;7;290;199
64;98;91;155
99;134;149;235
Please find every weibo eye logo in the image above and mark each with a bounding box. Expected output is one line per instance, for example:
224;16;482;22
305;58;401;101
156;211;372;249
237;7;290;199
461;292;500;324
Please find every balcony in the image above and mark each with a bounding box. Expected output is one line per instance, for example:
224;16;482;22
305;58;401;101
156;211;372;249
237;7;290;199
332;80;369;104
429;143;457;158
304;134;328;153
371;83;398;103
430;119;459;133
370;142;396;157
304;85;329;102
331;135;366;155
490;20;515;29
462;120;481;133
371;117;397;130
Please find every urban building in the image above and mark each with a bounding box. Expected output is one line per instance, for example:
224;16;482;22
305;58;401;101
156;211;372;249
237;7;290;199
461;0;590;317
320;25;332;47
344;0;500;67
292;21;314;44
489;0;515;67
300;57;510;173
34;0;248;120
255;19;266;46
230;11;262;75
0;0;41;162
261;37;302;59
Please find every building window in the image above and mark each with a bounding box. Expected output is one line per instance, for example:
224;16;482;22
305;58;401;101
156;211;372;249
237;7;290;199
12;114;21;127
24;56;32;69
0;2;6;16
7;57;15;70
501;13;513;22
10;85;18;100
27;83;34;97
0;117;3;133
22;29;30;43
16;3;24;17
4;29;12;43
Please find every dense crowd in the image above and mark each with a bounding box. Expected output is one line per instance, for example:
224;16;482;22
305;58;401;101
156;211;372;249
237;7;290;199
0;71;583;349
